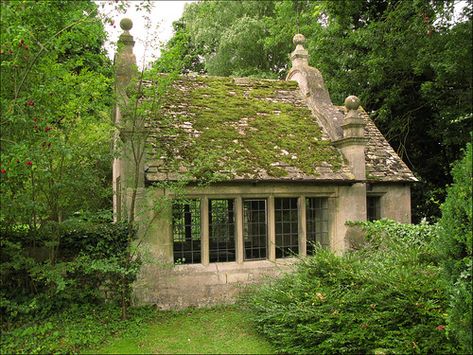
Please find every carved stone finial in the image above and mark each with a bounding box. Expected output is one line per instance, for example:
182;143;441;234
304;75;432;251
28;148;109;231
344;95;360;111
341;95;365;140
290;33;309;67
120;18;133;31
293;33;305;46
115;18;136;88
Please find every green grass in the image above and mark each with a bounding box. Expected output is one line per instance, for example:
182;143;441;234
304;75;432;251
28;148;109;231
83;306;275;354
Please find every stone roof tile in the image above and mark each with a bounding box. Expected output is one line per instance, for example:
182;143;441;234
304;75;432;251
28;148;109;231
143;75;415;183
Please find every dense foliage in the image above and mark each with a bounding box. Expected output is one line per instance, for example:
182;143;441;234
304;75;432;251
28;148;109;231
0;0;142;337
160;0;473;221
1;221;140;324
0;0;113;226
245;220;456;353
437;142;472;353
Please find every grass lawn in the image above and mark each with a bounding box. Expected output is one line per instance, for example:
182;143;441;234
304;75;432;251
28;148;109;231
83;306;275;354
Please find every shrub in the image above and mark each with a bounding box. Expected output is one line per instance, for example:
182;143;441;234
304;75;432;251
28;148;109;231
0;220;141;324
244;220;456;354
437;142;472;353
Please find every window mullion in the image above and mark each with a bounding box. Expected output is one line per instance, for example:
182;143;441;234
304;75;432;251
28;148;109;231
201;197;209;266
298;196;307;257
235;196;244;264
268;196;276;261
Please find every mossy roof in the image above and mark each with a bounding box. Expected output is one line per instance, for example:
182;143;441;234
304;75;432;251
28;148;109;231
355;108;417;182
144;75;416;183
145;75;354;182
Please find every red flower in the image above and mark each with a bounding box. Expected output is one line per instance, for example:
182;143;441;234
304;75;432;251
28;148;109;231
26;100;34;107
436;325;445;331
1;169;6;174
25;161;32;166
45;126;51;132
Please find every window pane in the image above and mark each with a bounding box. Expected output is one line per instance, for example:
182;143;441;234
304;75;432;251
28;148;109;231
209;199;235;262
275;198;299;258
306;198;329;254
173;199;201;264
367;196;381;221
243;199;267;260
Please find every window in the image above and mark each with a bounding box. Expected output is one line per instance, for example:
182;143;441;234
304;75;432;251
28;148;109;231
209;199;236;262
172;199;201;264
275;198;299;258
243;199;267;260
367;196;381;221
306;198;329;254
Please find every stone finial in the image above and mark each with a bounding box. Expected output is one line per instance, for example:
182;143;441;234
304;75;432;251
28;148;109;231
341;95;365;139
120;18;133;31
290;33;309;67
293;33;305;46
118;18;134;46
115;17;136;93
344;95;360;111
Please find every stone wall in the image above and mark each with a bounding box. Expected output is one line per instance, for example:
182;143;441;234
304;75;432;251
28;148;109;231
134;259;295;309
133;182;412;307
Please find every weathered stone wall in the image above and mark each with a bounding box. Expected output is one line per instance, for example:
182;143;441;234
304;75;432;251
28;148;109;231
132;182;412;307
369;184;412;223
134;259;294;309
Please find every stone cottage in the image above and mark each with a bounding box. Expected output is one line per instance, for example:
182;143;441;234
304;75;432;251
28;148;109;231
112;19;417;308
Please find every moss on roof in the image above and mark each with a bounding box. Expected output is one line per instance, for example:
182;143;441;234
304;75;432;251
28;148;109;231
145;76;353;182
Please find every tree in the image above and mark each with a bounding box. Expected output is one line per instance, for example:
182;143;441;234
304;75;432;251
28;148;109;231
437;142;472;352
0;0;113;228
162;0;472;220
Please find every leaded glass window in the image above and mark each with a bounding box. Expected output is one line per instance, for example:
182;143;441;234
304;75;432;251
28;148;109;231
243;199;267;260
275;198;299;258
209;199;235;262
306;197;329;254
172;199;201;264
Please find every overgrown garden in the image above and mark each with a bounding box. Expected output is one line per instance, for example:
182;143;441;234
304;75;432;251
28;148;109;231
244;142;472;354
1;0;471;354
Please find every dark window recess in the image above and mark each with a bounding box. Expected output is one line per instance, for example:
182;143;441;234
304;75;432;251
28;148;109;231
275;198;299;258
306;198;329;254
172;199;201;264
367;196;381;221
209;199;236;262
243;199;267;260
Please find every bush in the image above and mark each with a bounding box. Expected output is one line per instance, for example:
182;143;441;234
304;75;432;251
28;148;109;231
0;220;141;324
438;142;472;353
244;220;456;354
